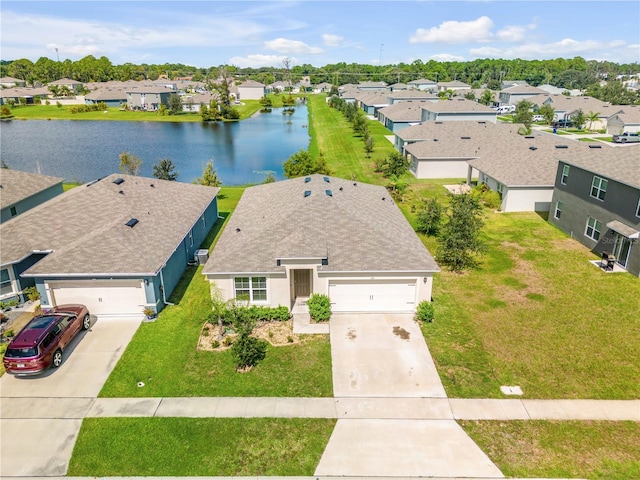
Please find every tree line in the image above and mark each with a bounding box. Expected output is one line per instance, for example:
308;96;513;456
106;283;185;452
2;55;638;90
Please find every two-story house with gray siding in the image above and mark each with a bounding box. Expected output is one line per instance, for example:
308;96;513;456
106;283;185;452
127;87;176;110
548;148;640;277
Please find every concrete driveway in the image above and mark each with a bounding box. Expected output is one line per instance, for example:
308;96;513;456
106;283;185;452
318;313;503;478
0;317;140;477
330;313;447;398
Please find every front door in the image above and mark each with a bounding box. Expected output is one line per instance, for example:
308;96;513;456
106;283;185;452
293;269;312;298
613;234;632;269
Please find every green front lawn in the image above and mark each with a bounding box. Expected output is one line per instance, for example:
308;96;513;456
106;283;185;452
418;210;640;399
461;420;640;479
68;417;336;476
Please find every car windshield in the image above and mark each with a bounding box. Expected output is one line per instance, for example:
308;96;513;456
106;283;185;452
5;347;38;358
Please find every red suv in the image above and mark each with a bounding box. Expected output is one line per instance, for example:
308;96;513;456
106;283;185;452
2;304;91;376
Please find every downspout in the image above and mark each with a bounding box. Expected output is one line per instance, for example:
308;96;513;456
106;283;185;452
159;267;175;306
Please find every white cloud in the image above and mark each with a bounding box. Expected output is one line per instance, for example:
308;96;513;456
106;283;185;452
496;22;536;42
410;16;494;44
264;38;324;54
429;53;466;62
322;34;344;47
470;38;629;60
228;54;291;68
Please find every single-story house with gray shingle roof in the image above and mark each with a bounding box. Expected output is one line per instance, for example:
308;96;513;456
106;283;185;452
386;90;439;105
0;169;64;224
420;98;497;123
606;106;640;134
237;80;266;100
498;84;547;105
357;91;389;115
438;80;470;92
48;78;84;92
203;175;439;313
357;81;388;91
85;87;128;107
407;78;437;92
0;174;219;317
466;135;604;212
0;76;26;88
377;101;433;132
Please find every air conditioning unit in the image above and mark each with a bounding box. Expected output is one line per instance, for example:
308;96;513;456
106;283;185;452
196;249;209;265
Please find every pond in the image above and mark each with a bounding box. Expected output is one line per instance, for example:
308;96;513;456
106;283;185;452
0;105;310;185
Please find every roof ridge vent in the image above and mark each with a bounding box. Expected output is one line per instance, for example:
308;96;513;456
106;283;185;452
325;190;333;197
323;176;330;183
461;136;471;139
304;177;311;183
304;190;311;197
524;135;535;139
113;178;125;185
555;145;569;149
588;144;602;148
529;146;538;150
125;218;138;228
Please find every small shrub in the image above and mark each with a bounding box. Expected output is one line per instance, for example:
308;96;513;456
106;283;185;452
5;329;15;337
307;293;331;322
231;335;267;369
287;335;294;343
223;336;234;347
416;301;435;323
211;340;220;348
24;286;41;302
268;329;274;338
202;326;210;337
482;190;502;210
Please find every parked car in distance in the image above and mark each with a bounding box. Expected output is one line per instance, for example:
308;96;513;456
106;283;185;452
496;105;516;114
2;304;91;376
612;132;640;143
551;119;575;128
532;114;545;122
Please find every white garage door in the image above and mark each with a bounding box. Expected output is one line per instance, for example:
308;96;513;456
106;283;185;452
48;280;147;317
328;279;416;312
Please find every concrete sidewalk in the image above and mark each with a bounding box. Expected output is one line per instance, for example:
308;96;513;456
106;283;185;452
3;396;637;420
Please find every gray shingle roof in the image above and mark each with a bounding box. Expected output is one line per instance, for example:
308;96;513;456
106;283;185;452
557;147;640;189
378;101;434;122
608;106;640;124
0;174;219;276
203;175;439;275
0;169;64;209
422;98;496;113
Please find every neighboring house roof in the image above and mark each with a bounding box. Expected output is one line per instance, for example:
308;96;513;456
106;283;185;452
0;87;50;98
357;81;388;88
357;91;389;106
557;147;640;189
85;87;128;101
397;120;502;142
203;175;439;275
387;91;439;102
607;106;640;125
501;84;547;95
536;84;582;96
126;87;176;94
0;76;26;85
408;78;437;86
0;169;64;210
239;80;266;88
49;78;83;86
0;174;219;276
438;80;470;89
378;101;433;122
421;98;496;113
467;136;608;187
529;94;615;114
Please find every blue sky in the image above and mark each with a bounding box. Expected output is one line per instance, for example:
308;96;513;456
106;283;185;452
2;1;639;68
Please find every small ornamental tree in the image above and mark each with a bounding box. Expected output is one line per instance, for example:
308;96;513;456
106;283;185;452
228;302;267;370
437;193;486;272
538;104;555;124
283;149;331;178
168;94;182;115
381;151;408;178
118;151;142;176
152;158;179;181
416;197;443;236
194;160;222;187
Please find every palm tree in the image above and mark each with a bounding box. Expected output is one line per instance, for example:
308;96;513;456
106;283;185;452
586;110;600;131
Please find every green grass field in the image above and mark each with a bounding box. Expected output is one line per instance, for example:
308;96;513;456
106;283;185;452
68;417;336;476
461;420;640;479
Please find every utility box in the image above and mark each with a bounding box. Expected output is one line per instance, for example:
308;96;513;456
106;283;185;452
196;249;209;265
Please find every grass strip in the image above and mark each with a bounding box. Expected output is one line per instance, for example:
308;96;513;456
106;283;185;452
460;420;640;479
68;417;336;476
